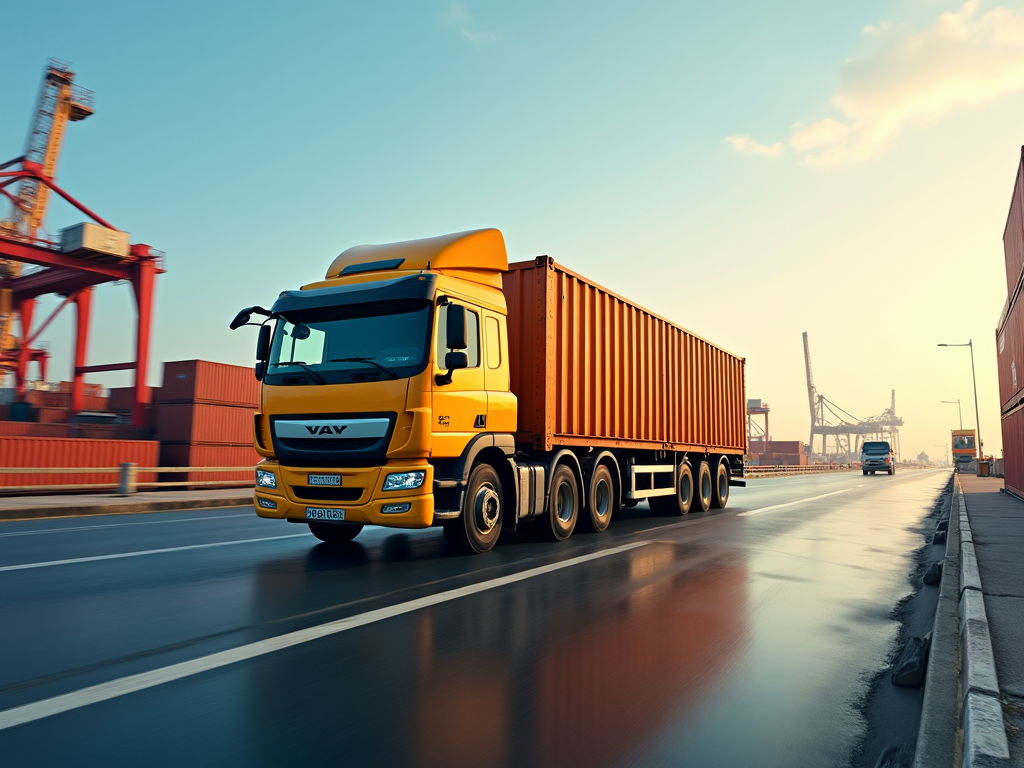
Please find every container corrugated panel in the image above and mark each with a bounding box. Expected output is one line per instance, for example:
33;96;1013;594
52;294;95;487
0;437;158;487
504;258;746;453
1001;407;1024;497
159;443;259;483
1005;151;1024;296
159;360;259;407
108;386;161;412
155;403;255;444
37;408;68;424
997;295;1024;413
0;422;70;438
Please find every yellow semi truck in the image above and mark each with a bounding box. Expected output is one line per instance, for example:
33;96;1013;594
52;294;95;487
231;229;746;553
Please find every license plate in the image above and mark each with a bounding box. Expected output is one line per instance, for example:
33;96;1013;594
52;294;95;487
308;474;341;486
306;507;345;521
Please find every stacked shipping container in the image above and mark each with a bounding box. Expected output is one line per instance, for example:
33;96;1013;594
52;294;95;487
156;360;260;483
998;147;1024;497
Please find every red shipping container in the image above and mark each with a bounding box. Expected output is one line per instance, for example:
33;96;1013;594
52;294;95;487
1002;406;1024;498
0;436;158;488
155;403;255;444
0;422;71;438
108;386;161;413
159;443;259;483
1005;150;1024;296
504;258;746;453
37;408;68;424
159;360;259;407
997;296;1024;413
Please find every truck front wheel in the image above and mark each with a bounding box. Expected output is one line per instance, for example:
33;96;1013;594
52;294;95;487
446;463;503;554
308;522;363;544
547;464;579;540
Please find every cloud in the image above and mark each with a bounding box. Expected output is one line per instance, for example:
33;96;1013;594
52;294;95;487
727;1;1024;167
724;134;783;157
442;3;497;47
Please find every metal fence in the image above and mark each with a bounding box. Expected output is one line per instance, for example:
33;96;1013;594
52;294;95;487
743;464;857;478
0;464;254;495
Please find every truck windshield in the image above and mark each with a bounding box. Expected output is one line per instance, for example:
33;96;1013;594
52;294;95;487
952;436;975;450
862;442;890;454
265;299;432;385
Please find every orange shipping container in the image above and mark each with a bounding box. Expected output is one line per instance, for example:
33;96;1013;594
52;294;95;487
159;360;259;407
159;443;260;483
1002;407;1024;499
108;386;161;412
37;408;68;424
0;422;71;438
0;436;158;488
155;403;255;444
504;257;746;454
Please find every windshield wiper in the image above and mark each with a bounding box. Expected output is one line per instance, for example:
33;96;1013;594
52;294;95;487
330;357;400;380
270;361;327;385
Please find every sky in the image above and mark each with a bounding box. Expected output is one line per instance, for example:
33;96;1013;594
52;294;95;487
1;0;1022;461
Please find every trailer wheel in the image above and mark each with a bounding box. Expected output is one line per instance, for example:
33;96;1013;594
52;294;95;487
581;464;616;532
650;462;694;516
308;522;363;544
547;464;579;540
711;460;730;509
446;463;503;554
695;461;712;512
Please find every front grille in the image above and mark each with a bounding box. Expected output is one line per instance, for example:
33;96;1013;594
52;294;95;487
278;437;379;452
292;486;364;502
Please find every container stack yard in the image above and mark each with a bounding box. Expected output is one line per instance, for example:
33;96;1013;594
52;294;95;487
155;360;260;484
997;147;1024;497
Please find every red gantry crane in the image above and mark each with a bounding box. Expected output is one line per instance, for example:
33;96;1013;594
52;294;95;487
0;59;163;426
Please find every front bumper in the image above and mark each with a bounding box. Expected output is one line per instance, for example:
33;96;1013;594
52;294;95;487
252;460;435;528
862;460;891;471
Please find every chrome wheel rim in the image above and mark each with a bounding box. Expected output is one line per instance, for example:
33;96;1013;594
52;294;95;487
594;478;611;519
474;483;500;532
556;480;575;523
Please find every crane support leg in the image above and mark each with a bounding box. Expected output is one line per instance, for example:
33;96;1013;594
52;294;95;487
71;287;93;412
130;254;156;427
14;299;35;395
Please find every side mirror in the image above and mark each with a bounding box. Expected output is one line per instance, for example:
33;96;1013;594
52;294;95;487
256;324;272;362
444;351;468;370
446;305;467;350
230;308;253;330
291;323;311;341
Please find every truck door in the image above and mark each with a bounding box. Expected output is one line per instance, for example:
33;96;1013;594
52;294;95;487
432;302;487;458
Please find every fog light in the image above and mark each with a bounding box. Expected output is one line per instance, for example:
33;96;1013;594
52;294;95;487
382;471;425;491
257;497;278;510
381;503;411;514
256;469;277;488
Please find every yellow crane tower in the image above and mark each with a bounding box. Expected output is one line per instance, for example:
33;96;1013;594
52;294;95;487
0;59;94;371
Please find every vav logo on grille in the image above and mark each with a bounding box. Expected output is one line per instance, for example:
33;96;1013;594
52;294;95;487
305;425;348;435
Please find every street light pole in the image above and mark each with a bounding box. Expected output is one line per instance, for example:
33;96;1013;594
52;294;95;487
941;399;963;429
938;341;983;461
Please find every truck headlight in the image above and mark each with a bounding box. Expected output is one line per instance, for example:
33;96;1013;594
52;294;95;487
382;471;426;491
256;469;277;489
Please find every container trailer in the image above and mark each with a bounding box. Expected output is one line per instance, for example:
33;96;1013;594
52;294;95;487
232;229;746;553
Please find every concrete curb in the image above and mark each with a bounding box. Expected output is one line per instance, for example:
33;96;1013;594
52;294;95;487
955;476;1011;767
914;475;963;768
0;496;254;522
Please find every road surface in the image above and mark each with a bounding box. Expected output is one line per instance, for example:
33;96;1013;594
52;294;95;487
0;469;948;767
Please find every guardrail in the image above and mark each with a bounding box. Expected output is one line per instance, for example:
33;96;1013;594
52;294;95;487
743;464;857;478
0;464;254;495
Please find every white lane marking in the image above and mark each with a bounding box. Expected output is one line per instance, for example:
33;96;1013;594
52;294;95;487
737;488;853;517
0;514;251;538
0;540;647;730
0;534;309;572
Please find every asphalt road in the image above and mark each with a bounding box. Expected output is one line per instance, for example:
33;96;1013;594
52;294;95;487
0;468;949;768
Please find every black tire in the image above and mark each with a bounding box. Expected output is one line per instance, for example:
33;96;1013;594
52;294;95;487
447;463;503;554
581;464;617;532
870;471;875;475
650;462;694;516
308;522;363;544
711;459;730;509
547;464;579;540
863;470;868;475
694;461;712;512
888;466;894;476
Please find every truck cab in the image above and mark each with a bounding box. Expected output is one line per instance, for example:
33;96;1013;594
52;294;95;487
238;229;516;550
860;440;895;475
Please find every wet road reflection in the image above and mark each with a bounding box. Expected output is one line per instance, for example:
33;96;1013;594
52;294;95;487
0;470;948;768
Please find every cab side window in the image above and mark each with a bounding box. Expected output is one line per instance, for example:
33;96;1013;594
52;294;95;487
436;305;480;368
